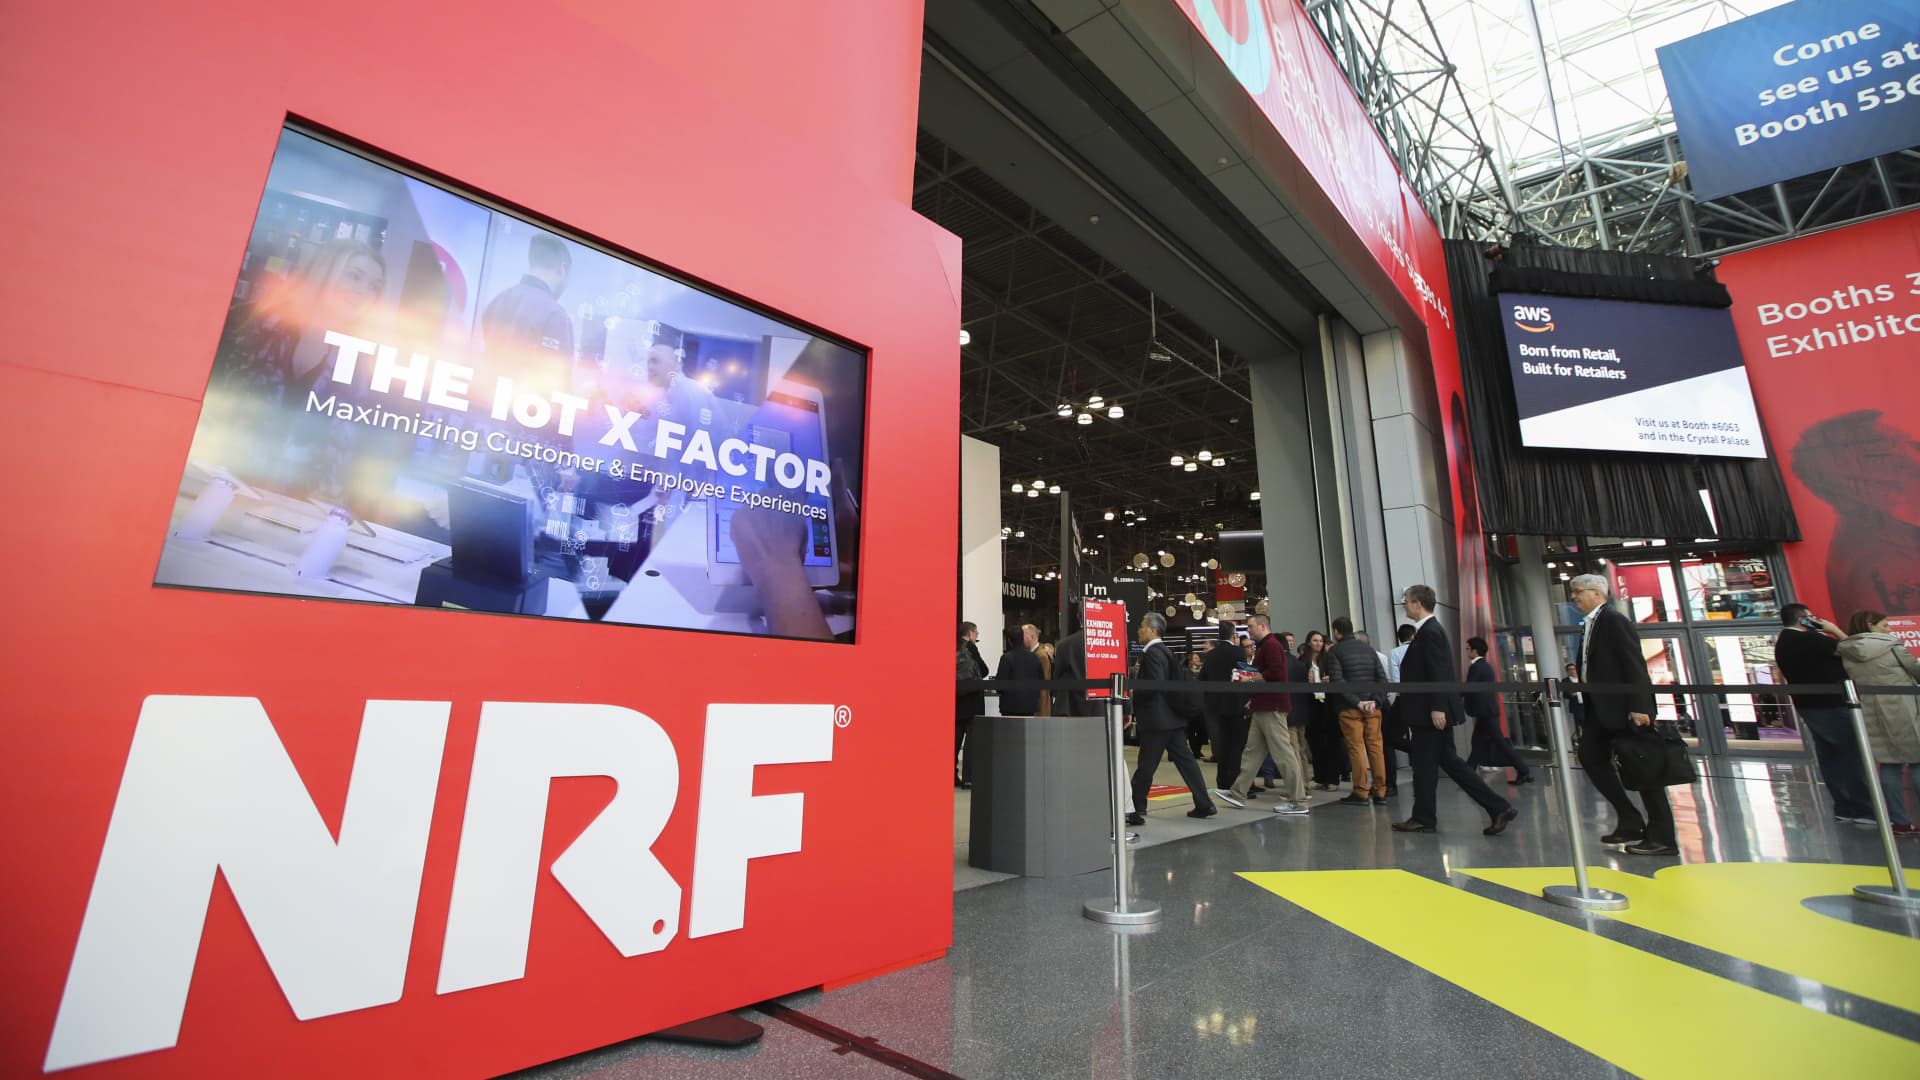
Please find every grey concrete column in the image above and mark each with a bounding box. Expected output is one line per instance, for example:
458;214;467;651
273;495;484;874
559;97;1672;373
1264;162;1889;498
1362;328;1457;636
1324;317;1395;639
1248;348;1331;635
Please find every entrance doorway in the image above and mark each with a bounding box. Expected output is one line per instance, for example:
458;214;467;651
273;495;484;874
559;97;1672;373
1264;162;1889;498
1536;544;1807;772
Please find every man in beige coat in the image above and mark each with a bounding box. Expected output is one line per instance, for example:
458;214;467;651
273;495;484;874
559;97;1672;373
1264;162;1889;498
1838;610;1920;836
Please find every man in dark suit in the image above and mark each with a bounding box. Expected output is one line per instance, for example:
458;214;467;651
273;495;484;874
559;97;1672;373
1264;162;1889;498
1128;613;1216;826
1052;618;1090;718
1200;623;1250;789
956;621;989;788
1392;585;1517;836
995;623;1045;715
1569;574;1675;855
1465;637;1533;785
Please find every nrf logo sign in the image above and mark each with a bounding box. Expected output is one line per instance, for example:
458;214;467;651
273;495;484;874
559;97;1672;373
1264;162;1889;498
45;697;834;1072
1511;303;1555;333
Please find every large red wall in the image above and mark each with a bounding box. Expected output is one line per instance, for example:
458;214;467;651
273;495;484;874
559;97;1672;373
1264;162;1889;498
0;2;959;1077
1717;210;1920;644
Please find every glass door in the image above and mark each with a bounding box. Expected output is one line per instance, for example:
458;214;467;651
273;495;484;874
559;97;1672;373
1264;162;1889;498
1639;633;1701;749
1693;631;1804;755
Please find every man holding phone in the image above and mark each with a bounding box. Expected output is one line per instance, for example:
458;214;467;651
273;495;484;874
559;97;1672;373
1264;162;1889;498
1776;603;1877;825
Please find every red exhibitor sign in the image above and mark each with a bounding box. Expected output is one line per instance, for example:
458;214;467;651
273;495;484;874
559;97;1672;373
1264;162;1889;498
0;4;957;1078
1083;600;1128;699
1717;209;1920;646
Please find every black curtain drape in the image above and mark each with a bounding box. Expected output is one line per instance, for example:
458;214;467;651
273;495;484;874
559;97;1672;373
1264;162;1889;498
1446;239;1800;542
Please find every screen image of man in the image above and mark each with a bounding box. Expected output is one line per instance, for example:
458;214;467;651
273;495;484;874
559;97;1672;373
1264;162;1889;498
482;231;574;370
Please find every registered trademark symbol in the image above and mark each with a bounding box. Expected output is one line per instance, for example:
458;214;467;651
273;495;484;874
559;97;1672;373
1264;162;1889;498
834;706;852;728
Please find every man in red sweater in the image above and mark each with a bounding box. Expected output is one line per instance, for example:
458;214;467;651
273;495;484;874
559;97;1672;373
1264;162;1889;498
1214;614;1308;814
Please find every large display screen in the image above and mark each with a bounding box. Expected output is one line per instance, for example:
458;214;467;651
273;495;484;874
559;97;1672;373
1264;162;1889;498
1656;0;1920;202
1497;292;1767;459
156;127;867;642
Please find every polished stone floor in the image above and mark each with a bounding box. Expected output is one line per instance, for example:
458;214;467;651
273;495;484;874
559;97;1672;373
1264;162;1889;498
510;759;1920;1080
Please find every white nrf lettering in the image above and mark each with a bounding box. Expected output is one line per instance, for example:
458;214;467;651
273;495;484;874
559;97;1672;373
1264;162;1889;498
44;696;834;1072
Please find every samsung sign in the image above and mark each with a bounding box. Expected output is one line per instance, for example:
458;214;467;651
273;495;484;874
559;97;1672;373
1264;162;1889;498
1657;0;1920;201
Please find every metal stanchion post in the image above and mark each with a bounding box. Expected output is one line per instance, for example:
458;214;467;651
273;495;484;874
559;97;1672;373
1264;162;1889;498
1085;672;1161;926
1844;679;1920;910
1540;678;1629;912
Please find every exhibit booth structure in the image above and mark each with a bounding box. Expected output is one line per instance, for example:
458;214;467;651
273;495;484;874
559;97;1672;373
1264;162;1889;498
0;3;960;1077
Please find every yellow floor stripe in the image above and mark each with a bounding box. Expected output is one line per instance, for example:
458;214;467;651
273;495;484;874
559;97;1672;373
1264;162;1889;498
1240;869;1920;1077
1462;863;1920;1015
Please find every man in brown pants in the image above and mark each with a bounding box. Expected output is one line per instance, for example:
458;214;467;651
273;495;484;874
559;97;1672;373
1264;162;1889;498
1326;616;1390;805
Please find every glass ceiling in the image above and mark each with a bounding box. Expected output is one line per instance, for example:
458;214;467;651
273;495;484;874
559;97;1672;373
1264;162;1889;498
1419;0;1791;185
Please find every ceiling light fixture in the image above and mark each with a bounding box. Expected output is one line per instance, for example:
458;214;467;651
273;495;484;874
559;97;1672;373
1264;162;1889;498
1010;482;1023;493
1057;404;1073;419
1184;461;1198;472
1087;393;1105;408
1076;411;1092;426
1211;457;1226;467
1048;484;1061;495
1015;529;1025;538
1196;449;1213;462
1103;511;1115;521
1170;454;1184;467
1027;488;1039;498
1107;404;1124;419
958;329;971;346
1249;491;1261;501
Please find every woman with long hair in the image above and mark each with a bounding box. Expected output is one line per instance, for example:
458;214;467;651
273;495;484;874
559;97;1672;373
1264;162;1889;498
1838;610;1920;836
1300;631;1345;790
199;238;391;507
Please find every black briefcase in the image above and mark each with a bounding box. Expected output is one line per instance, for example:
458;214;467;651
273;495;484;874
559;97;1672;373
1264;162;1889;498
1614;724;1697;788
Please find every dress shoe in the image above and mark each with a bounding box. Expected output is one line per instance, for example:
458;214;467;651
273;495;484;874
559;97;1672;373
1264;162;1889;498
1392;819;1436;833
1512;772;1536;785
1625;839;1678;856
1484;807;1518;836
1125;812;1146;827
1600;828;1645;845
1188;806;1218;819
1385;787;1398;796
1245;787;1261;799
1371;796;1388;806
1337;794;1371;806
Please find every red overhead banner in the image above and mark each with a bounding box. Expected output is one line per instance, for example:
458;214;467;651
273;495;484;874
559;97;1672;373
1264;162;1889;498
1174;0;1491;641
1716;210;1920;645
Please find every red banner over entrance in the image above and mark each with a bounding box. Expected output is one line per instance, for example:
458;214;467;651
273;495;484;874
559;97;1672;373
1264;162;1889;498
1083;600;1128;699
1717;210;1920;646
1173;0;1492;643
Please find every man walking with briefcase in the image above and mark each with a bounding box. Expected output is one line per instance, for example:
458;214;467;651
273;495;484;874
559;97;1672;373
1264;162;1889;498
1569;574;1676;856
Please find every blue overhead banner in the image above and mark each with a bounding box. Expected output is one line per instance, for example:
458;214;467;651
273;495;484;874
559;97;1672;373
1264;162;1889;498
1656;0;1920;201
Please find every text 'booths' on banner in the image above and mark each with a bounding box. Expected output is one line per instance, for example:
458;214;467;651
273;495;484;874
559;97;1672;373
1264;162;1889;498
1716;209;1920;646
